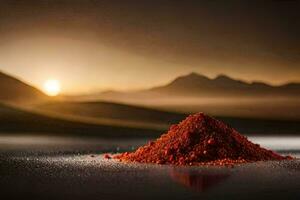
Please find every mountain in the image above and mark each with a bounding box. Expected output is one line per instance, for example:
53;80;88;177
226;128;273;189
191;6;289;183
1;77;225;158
0;71;47;104
147;72;300;97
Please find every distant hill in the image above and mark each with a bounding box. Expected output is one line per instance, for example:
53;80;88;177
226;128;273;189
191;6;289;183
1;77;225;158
33;101;300;135
36;101;187;126
0;103;160;138
0;71;47;104
1;98;299;136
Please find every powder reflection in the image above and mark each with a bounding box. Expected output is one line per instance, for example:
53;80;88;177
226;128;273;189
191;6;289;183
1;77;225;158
170;169;229;192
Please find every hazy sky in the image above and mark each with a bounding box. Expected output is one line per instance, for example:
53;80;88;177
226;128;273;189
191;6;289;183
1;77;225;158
0;0;299;94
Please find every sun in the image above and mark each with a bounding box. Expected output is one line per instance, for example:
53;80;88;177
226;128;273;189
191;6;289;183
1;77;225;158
43;79;61;96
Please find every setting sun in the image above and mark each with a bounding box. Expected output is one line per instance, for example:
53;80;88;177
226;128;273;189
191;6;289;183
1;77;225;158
43;79;61;96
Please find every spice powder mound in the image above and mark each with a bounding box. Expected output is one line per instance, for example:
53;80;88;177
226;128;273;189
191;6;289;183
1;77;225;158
114;113;292;166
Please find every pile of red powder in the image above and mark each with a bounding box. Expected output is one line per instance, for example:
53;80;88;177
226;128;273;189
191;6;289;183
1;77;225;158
114;113;291;166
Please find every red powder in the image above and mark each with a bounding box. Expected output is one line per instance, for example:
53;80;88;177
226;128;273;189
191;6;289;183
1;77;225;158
104;154;111;159
114;113;292;166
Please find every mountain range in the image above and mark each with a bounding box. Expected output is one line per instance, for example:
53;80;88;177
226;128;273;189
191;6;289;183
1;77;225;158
151;72;300;96
83;72;300;103
0;70;299;104
0;70;299;129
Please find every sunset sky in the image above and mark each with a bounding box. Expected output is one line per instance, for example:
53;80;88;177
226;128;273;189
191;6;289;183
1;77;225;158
0;0;299;94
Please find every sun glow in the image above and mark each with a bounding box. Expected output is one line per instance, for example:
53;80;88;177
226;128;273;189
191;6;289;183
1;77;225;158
43;79;61;96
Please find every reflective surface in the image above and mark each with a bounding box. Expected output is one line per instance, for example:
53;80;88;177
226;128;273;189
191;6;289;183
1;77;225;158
0;134;300;200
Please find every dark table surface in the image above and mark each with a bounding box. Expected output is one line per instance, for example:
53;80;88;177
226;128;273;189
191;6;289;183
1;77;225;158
1;134;300;200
